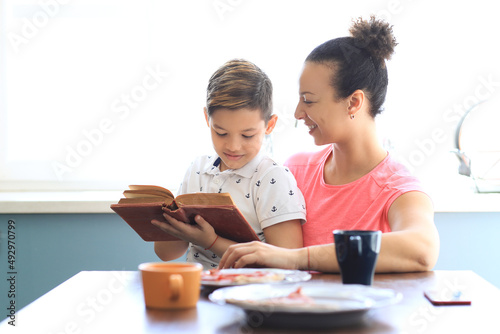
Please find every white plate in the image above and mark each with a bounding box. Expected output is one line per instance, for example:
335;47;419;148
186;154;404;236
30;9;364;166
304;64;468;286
201;268;311;287
209;282;402;329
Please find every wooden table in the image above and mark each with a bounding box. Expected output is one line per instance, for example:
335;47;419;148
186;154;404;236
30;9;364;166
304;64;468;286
1;270;499;333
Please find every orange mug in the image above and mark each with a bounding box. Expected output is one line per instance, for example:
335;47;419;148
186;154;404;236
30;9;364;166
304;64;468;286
139;262;203;309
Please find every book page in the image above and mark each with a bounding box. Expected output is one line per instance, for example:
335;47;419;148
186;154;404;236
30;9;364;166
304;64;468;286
176;193;235;206
126;185;175;200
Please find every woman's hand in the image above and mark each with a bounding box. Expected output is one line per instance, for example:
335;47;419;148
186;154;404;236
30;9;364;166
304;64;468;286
151;211;217;250
218;241;304;269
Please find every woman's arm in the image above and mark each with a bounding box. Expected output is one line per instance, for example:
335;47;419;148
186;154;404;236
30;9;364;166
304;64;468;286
376;191;440;272
220;192;439;272
218;241;309;269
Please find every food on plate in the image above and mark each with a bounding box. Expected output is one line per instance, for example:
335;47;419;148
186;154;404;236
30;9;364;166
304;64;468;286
226;287;321;309
245;287;314;305
201;269;286;284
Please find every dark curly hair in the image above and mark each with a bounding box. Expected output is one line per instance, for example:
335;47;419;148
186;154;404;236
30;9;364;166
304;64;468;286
306;16;397;117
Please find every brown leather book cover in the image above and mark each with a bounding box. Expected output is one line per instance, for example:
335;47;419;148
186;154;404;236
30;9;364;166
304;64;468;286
110;185;260;243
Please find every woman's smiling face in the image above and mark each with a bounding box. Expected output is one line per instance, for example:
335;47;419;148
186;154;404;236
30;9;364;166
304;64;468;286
295;62;351;146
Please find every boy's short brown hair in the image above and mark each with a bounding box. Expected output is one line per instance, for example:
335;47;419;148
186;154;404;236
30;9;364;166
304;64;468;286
206;59;273;122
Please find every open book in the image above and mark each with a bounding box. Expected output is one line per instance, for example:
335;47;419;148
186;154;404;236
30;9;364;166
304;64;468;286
110;185;260;242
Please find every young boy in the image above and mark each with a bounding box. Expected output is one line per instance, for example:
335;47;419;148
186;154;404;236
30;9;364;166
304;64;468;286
152;59;306;269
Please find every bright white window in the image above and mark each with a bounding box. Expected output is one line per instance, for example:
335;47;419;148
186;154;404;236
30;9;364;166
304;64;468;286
1;0;499;196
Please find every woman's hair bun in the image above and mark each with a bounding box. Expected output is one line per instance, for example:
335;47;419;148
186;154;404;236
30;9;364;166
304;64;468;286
349;16;397;63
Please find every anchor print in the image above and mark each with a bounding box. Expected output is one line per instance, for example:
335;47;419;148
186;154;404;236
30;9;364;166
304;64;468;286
270;178;276;184
271;206;278;212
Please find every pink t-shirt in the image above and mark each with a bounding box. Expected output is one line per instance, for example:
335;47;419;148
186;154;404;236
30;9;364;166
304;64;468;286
285;145;426;247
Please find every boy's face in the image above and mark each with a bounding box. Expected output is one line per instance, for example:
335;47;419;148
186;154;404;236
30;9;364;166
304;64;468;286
205;107;277;172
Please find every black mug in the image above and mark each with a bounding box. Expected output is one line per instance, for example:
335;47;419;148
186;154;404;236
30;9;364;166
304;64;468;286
333;230;382;286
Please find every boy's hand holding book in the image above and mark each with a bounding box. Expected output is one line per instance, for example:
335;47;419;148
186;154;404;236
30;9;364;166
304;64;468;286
152;212;218;249
152;212;237;257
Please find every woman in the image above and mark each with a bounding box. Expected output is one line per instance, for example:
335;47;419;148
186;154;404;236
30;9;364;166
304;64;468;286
219;16;440;273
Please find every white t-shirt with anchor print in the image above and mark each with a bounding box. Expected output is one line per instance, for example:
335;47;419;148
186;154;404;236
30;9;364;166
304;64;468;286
179;149;306;270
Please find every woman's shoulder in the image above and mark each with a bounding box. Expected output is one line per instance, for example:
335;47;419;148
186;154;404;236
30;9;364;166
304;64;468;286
383;155;416;177
374;154;423;191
